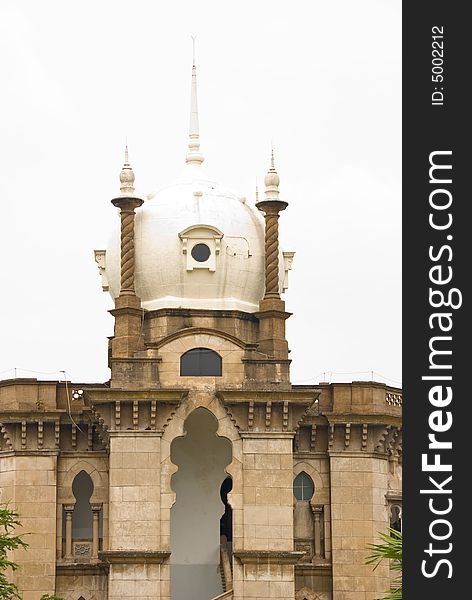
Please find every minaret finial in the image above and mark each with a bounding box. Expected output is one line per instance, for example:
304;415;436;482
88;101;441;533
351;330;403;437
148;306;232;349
119;143;135;196
264;146;280;199
186;36;204;165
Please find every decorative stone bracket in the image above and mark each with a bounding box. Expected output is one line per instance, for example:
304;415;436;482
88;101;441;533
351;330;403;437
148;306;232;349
94;250;109;291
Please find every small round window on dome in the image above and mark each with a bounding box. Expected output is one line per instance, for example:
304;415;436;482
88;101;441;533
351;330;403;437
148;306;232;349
191;243;211;262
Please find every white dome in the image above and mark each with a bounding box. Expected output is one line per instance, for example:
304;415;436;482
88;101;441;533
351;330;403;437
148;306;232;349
105;163;285;313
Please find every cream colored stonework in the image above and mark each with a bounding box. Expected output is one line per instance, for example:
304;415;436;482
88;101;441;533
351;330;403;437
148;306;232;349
0;375;401;600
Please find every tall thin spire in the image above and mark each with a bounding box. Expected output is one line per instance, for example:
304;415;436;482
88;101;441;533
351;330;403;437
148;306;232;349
264;147;280;200
186;36;204;165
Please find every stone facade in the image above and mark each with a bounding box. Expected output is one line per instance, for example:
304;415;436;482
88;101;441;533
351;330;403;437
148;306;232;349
0;370;401;600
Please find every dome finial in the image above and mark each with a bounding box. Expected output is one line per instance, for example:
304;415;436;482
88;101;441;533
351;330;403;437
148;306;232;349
186;36;204;166
119;143;135;196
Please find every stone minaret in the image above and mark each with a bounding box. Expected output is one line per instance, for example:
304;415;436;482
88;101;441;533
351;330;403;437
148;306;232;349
255;151;291;365
109;147;144;362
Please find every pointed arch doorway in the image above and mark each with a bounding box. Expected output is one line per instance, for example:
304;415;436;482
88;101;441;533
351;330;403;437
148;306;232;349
170;408;232;600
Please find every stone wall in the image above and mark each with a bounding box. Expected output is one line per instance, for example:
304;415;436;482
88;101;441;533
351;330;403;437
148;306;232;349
2;453;58;600
107;432;162;600
330;454;389;600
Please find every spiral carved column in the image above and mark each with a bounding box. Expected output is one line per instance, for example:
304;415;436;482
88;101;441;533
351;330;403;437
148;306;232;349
119;208;137;293
256;199;287;300
264;211;281;298
255;195;290;368
110;196;144;365
112;197;143;296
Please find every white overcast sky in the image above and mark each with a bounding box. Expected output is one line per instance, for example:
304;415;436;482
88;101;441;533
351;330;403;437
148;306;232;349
0;0;401;387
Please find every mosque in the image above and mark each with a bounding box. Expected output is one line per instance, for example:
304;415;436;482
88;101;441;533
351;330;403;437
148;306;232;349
0;60;402;600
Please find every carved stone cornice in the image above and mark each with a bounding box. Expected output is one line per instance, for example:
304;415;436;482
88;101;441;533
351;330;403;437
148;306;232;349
233;550;305;565
0;410;69;421
216;389;320;433
216;390;320;403
145;306;259;322
108;430;164;437
239;431;295;439
324;414;401;426
0;416;103;453
56;562;108;575
98;550;171;564
295;563;332;575
146;327;256;351
83;389;188;437
84;388;188;403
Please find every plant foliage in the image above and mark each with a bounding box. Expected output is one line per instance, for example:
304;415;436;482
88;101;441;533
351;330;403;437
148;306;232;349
366;528;402;600
0;506;28;600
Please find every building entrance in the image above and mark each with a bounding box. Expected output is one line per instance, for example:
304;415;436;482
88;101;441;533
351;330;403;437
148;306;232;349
170;408;232;599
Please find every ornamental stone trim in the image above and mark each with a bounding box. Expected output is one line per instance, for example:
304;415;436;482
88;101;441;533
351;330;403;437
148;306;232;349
98;550;171;564
233;550;305;564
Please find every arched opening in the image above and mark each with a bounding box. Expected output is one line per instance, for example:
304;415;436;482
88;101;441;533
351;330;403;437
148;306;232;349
72;470;94;540
390;504;402;532
62;470;103;560
220;476;233;543
170;408;232;600
180;348;222;376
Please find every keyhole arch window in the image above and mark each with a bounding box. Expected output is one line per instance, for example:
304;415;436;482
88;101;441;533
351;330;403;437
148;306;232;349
180;348;222;377
390;504;402;532
72;470;94;539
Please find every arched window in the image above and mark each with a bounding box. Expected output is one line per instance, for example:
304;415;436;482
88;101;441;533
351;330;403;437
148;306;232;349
390;504;402;532
293;472;314;501
180;348;222;376
72;470;94;539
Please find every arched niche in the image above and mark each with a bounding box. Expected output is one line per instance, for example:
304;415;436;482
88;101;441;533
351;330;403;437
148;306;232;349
60;460;107;505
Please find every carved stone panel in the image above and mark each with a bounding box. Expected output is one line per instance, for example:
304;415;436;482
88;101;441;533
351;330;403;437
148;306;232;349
295;587;326;600
73;541;92;558
295;540;313;562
